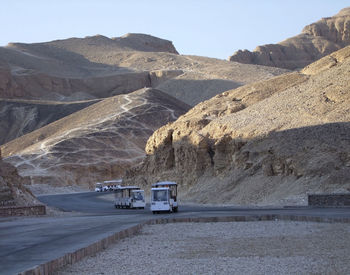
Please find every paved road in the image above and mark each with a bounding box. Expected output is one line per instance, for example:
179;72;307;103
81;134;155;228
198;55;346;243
1;192;350;275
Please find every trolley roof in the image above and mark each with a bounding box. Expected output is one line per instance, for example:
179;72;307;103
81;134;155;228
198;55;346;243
103;179;122;183
151;187;170;191
151;181;177;187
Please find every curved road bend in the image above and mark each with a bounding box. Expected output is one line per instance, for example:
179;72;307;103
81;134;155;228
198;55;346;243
0;191;350;275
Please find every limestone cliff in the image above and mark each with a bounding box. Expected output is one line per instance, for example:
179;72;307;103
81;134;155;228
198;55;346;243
229;7;350;70
125;46;350;205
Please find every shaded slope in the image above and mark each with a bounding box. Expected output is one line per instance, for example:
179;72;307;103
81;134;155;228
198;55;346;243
229;7;350;69
0;99;99;145
2;88;190;188
125;46;350;205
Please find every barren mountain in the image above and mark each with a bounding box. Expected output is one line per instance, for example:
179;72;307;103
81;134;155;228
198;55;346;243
2;88;190;189
125;46;350;206
229;7;350;70
0;33;287;153
1;34;288;104
0;150;38;207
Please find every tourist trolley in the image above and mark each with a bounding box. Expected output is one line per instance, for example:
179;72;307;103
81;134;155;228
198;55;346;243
151;181;178;214
114;186;145;209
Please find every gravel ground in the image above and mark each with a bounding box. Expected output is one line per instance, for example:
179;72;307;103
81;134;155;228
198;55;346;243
55;221;350;275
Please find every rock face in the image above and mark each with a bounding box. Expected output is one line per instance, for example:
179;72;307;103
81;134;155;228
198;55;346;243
229;7;350;70
2;88;190;189
0;150;37;207
125;46;350;205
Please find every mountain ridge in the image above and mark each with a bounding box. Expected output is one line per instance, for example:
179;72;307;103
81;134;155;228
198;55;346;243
229;7;350;69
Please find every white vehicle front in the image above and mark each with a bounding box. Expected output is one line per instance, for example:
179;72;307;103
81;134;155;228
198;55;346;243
151;187;177;213
151;181;178;214
131;190;145;209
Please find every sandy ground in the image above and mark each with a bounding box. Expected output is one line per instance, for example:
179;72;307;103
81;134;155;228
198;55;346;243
55;221;350;275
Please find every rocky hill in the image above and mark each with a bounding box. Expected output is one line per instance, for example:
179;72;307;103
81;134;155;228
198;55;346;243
125;46;350;206
0;150;37;207
0;33;287;149
229;7;350;70
2;88;190;189
0;33;289;195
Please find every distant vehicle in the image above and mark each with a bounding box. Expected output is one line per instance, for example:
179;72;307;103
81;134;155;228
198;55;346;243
151;181;178;214
114;186;145;209
95;179;122;192
95;182;103;192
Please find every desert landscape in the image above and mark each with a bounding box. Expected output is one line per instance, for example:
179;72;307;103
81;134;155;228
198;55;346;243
1;4;350;275
1;7;350;207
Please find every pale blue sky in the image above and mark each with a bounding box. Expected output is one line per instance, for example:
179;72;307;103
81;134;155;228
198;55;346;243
1;1;348;59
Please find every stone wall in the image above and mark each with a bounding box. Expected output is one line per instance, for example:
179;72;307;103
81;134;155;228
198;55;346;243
0;205;46;216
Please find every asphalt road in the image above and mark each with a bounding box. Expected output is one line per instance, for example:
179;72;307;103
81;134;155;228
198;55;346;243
1;191;350;275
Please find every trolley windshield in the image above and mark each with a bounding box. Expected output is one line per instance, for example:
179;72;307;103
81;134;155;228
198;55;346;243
152;189;168;202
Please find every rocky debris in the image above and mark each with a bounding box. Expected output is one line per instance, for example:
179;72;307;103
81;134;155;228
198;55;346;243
0;149;38;207
56;222;350;275
2;88;190;189
229;7;350;70
124;46;350;205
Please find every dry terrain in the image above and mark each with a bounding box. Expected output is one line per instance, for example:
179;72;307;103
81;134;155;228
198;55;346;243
56;221;350;274
229;7;350;69
2;88;189;189
1;34;288;104
125;45;350;205
2;8;350;201
0;33;288;193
